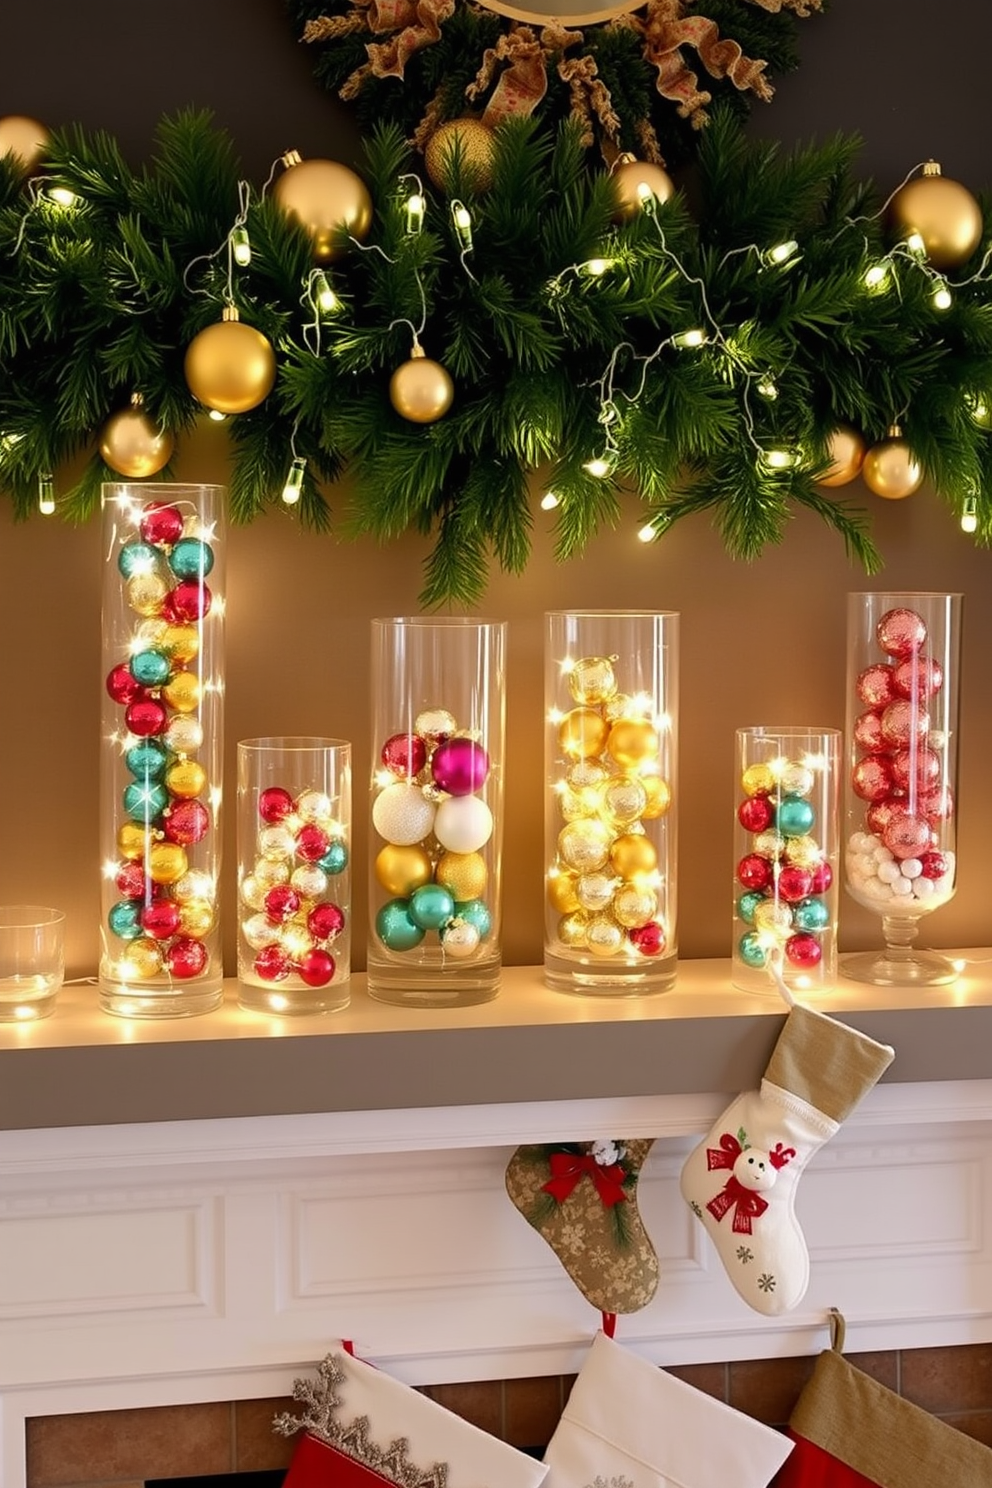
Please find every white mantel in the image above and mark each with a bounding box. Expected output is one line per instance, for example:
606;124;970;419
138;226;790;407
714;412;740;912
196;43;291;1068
2;962;992;1488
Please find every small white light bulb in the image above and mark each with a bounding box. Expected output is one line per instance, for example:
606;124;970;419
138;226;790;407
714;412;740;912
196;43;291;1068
313;271;338;314
906;231;926;256
230;225;251;267
540;491;560;511
767;239;799;266
932;281;952;310
863;263;889;291
208;409;227;422
961;495;979;534
406;192;425;234
282;456;306;506
451;201;473;251
675;328;706;349
48;186;77;207
637;522;655;544
757;375;779;400
583;455;613;479
38;472;56;515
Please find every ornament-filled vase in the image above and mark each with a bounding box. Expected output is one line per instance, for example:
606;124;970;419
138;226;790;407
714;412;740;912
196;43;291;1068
544;611;678;995
843;591;962;985
732;727;840;995
99;484;225;1017
237;737;351;1014
367;616;506;1007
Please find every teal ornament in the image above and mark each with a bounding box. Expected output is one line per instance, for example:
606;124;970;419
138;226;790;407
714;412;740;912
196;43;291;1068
454;898;491;938
108;899;143;940
409;883;456;931
117;540;159;579
793;895;830;932
776;794;815;837
123;779;170;822
375;897;426;952
738;930;768;969
737;890;766;926
125;739;168;779
318;839;349;875
130;648;171;687
169;537;214;580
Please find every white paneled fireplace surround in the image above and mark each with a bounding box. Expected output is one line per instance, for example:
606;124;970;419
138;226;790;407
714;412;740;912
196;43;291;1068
3;962;992;1488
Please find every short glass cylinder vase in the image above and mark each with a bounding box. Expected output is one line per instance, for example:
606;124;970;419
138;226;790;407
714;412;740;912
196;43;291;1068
99;484;225;1018
732;727;840;996
367;617;506;1007
843;591;962;986
236;737;351;1015
544;611;679;996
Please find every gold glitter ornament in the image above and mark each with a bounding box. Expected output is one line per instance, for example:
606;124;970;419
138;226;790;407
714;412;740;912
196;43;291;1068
783;835;823;870
742;762;775;796
375;843;434;897
415;707;457;741
254;857;290;889
779;761;815;796
599;775;648;827
436;850;487;901
754;900;794;936
127;572;169;617
754;830;786;860
558;707;609;760
173;870;213;905
291;864;328;899
558;911;590;948
273;150;373;262
558;818;612;873
547;870;580;914
120;937;163;979
613;883;658;928
258;824;297;861
606;718;659;768
575;871;616;913
165;759;207;799
162;670;202;713
179;900;214;937
586;916;625;957
567;759;609;790
117;822;150;861
610;832;658;879
424;117;496;192
240;875;267;911
148;841;189;885
566;655;618;705
162;624;199;664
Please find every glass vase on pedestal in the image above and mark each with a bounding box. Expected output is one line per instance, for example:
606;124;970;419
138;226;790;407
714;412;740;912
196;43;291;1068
843;591;962;986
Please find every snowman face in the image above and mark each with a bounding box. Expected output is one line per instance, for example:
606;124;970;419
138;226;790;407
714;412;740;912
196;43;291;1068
732;1148;779;1193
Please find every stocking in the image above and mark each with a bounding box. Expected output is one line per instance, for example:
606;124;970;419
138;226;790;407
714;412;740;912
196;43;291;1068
680;1004;894;1315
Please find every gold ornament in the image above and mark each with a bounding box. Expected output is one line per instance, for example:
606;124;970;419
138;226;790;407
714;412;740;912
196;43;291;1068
557;910;590;949
861;425;923;500
424;118;496;193
0;114;49;173
558;706;609;760
610;832;658;879
117;822;150;861
640;774;672;820
121;937;163;979
179;900;214;937
126;571;169;617
165;759;207;799
558;818;612;874
613;883;658;929
148;841;189;885
436;850;488;901
817;424;866;488
586;916;624;957
599;775;648;827
99;394;174;478
162;671;202;713
888;161;983;269
566;655;617;706
273;150;373;263
575;871;616;913
162;624;199;664
389;344;454;423
375;843;433;897
184;306;276;414
547;870;580;915
611;154;675;222
606;718;659;769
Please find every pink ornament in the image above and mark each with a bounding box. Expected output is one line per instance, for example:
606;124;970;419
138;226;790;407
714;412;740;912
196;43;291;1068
629;921;666;956
139;501;184;547
877;607;927;659
167;936;209;979
254;944;289;981
866;797;909;836
431;737;490;796
853;710;885;752
107;663;145;705
891;747;941;792
785;932;822;969
737;853;772;891
264;885;301;922
851;754;894;802
919;850;948;880
880;699;929;748
296;823;330;862
381;732;428;779
308;902;345;940
298;947;336;986
125;698;167;736
809;860;833;894
738;795;774;832
882;813;930;860
777;865;814;903
893;654;943;701
140;900;182;940
920;783;954;822
258;787;294;823
856;663;896;709
169;579;211;622
116;862;150;899
164;799;210;845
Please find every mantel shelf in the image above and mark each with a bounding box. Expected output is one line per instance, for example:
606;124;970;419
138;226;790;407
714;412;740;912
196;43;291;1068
4;955;992;1131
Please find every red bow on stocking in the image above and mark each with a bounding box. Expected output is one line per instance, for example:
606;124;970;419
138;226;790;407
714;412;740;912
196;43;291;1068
542;1151;628;1207
704;1132;795;1234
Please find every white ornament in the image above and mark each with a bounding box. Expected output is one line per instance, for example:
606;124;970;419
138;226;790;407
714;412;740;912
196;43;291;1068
258;824;297;861
434;794;493;853
297;790;332;824
373;780;436;845
415;707;457;741
243;913;277;950
441;918;481;959
254;857;290;889
779;762;814;796
164;715;203;753
173;869;214;905
240;874;267;910
291;864;328;898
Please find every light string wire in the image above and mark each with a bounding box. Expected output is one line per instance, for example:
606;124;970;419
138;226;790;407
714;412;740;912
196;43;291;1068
182;178;254;305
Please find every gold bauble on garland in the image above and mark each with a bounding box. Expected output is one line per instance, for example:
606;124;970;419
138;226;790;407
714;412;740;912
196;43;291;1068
817;423;866;488
0;114;49;173
611;154;675;221
273;149;373;263
183;306;277;414
424;117;496;193
99;393;174;478
861;424;923;500
888;160;983;270
389;343;454;423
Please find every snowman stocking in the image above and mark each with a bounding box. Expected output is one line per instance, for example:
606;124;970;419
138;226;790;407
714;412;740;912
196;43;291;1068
679;1004;893;1315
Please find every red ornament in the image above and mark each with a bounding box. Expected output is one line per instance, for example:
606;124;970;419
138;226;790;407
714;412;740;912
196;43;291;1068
629;920;666;956
866;797;909;835
882;813;930;860
891;746;941;792
167;936;209;979
298;947;336;986
116;861;150;898
140;900;182;939
809;860;833;894
920;783;954;822
381;732;428;778
139;501;184;547
856;663;897;709
169;578;211;621
254;944;290;981
106;663;146;705
920;850;948;879
737;853;772;891
851;754;894;802
876;607;927;659
880;699;929;748
164;799;210;845
308;902;345;940
258;787;294;823
738;795;774;833
264;884;301;922
296;823;331;863
125;698;168;736
853;709;885;752
893;654;943;701
777;865;814;903
785;932;822;969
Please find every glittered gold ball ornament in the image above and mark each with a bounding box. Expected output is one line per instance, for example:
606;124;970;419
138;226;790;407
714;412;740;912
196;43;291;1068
558;911;589;948
184;306;277;414
99;394;174;479
817;424;866;488
424;117;496;193
435;850;488;902
148;841;189;885
566;655;617;706
162;671;202;714
861;425;924;500
611;154;675;222
586;917;625;957
389;344;454;424
273;150;373;263
558;818;612;874
888;160;983;269
0;114;49;173
121;937;163;979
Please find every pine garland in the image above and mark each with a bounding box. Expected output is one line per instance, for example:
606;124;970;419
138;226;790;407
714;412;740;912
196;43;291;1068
1;106;991;605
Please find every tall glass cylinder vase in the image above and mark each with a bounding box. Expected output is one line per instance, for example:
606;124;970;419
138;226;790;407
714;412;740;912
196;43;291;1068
843;592;962;985
367;617;506;1007
544;611;678;995
732;727;840;996
237;737;351;1015
99;483;225;1017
